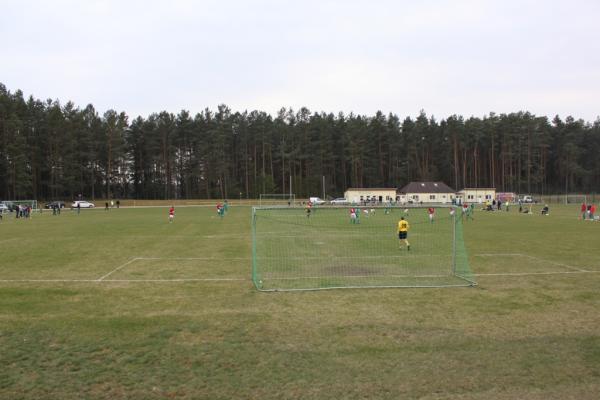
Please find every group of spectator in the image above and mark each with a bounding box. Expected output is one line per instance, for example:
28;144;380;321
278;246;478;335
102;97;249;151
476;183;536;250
484;199;507;211
14;204;33;219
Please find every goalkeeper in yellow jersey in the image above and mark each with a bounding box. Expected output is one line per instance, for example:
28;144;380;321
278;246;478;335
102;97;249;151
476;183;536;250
397;216;410;251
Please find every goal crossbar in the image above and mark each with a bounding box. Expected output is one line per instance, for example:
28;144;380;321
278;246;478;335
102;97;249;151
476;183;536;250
251;205;475;291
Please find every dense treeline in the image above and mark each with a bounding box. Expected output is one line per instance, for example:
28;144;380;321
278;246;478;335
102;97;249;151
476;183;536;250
1;83;599;201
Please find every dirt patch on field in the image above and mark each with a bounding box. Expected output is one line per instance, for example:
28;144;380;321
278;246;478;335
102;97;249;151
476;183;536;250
326;265;382;276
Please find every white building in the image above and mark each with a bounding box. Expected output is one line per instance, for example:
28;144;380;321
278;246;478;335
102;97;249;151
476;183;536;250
397;182;456;204
344;188;397;204
457;188;496;204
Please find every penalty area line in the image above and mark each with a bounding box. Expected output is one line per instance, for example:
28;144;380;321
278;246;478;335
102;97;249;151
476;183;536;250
473;253;590;272
135;257;251;261
0;278;249;283
474;270;600;277
97;258;140;281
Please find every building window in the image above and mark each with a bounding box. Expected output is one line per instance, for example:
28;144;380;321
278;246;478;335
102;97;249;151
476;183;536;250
430;195;436;200
360;196;364;201
485;194;491;199
468;195;474;200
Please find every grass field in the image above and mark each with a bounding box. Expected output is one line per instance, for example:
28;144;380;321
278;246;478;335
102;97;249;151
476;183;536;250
1;204;599;399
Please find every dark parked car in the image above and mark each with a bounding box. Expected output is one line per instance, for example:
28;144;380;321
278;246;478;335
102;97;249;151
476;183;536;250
45;201;66;209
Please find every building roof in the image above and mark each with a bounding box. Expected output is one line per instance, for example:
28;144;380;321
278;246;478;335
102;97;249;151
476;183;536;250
398;182;455;194
345;188;397;192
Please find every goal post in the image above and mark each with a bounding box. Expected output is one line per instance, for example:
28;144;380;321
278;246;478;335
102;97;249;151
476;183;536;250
3;200;39;211
251;205;475;291
259;194;296;207
565;194;587;205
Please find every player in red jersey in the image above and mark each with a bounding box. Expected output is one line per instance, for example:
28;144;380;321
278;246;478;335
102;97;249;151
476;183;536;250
427;207;435;223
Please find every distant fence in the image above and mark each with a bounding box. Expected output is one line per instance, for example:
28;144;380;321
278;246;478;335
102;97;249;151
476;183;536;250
531;194;597;204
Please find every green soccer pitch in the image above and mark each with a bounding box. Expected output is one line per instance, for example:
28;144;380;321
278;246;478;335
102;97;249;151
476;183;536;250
0;204;599;399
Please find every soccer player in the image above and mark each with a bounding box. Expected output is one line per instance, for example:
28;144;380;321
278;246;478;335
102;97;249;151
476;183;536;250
581;202;587;220
223;200;229;214
350;208;357;224
397;216;410;250
427;207;435;223
217;203;224;218
168;206;175;223
466;203;474;220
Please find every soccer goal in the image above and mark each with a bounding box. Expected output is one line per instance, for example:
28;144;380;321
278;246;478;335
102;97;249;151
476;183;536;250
565;194;587;204
259;194;296;207
3;200;39;211
251;206;475;291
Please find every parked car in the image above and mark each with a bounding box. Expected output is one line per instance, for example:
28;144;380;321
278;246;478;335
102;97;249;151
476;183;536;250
0;203;9;213
45;201;65;209
71;201;95;209
519;195;536;204
330;198;349;205
309;197;326;205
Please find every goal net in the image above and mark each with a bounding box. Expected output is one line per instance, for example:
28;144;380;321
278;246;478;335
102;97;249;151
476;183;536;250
3;200;38;211
565;194;587;204
259;194;296;207
252;206;475;291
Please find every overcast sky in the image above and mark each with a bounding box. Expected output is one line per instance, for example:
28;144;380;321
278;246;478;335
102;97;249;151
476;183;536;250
2;0;599;121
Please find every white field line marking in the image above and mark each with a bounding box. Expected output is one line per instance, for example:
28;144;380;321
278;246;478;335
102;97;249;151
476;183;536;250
474;253;524;257
264;270;600;281
473;253;589;272
0;278;248;283
0;279;103;282
520;254;589;272
136;255;448;261
258;255;449;260
266;273;453;281
103;278;248;282
136;257;251;261
474;271;600;277
97;258;140;281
